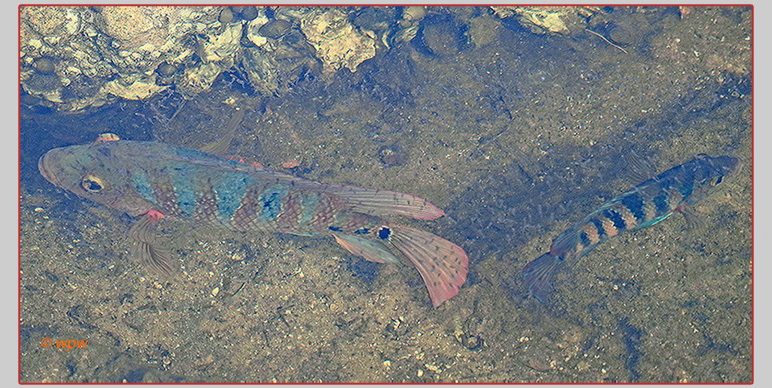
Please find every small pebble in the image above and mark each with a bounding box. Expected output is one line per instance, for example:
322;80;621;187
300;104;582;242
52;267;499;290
237;6;258;21
34;57;55;74
156;62;176;76
219;7;234;24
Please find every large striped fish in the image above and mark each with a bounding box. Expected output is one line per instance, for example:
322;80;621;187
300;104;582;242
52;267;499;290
38;138;468;307
522;154;742;302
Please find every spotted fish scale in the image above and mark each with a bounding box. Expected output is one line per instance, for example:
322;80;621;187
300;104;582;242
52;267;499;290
39;140;468;307
522;154;742;302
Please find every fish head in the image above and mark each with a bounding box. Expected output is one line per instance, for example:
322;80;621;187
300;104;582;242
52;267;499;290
39;142;155;217
684;154;742;205
695;154;742;186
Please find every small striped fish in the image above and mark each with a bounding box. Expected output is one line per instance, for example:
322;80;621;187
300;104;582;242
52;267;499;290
38;139;468;307
522;154;742;302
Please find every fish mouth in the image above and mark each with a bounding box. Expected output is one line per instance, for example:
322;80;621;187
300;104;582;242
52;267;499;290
38;152;60;187
732;160;744;177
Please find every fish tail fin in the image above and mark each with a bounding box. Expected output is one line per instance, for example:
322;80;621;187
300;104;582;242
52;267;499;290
384;224;468;307
522;252;563;302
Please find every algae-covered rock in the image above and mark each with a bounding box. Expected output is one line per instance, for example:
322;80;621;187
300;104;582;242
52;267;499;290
20;6;385;110
101;75;168;100
300;8;376;75
492;6;598;35
19;5;222;110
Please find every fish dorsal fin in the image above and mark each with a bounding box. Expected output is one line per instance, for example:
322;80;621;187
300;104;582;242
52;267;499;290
623;150;658;184
95;133;121;142
199;108;246;156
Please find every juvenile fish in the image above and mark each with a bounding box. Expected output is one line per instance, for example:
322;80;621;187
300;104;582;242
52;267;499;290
38;139;468;307
522;154;742;302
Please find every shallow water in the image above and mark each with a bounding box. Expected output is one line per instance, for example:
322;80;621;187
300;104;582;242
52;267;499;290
20;6;751;383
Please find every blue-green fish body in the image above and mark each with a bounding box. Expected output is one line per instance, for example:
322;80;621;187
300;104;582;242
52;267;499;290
522;154;742;302
38;139;468;307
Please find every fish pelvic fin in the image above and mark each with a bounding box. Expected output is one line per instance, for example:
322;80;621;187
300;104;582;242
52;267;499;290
384;224;468;307
332;233;399;264
522;252;563;302
128;212;180;277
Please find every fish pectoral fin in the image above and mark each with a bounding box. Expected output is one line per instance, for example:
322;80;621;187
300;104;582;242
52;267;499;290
128;213;180;277
131;240;179;277
332;233;399;264
676;206;702;230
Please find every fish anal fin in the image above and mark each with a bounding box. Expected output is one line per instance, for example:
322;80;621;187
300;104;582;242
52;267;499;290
332;233;399;264
128;212;180;277
385;224;468;307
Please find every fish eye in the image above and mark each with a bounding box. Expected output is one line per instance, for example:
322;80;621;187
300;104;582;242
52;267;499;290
377;226;392;240
81;174;105;193
711;176;723;186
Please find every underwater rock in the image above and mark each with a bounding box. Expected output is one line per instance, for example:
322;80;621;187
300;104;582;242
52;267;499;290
156;62;177;77
33;57;56;74
378;144;409;167
197;22;242;64
19;6;397;109
244;11;271;47
421;18;465;57
402;6;426;23
21;72;63;103
467;15;501;48
218;7;234;24
391;6;425;45
259;19;293;39
236;6;259;21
